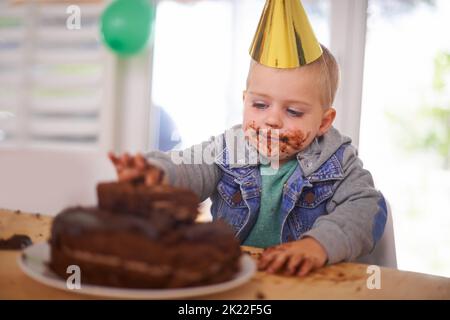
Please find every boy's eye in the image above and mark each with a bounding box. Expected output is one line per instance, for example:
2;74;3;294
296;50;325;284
252;102;268;109
287;108;304;117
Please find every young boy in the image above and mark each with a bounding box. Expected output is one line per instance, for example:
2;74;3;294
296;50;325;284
109;0;387;277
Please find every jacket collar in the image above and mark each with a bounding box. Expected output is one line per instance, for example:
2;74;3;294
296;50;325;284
296;127;351;179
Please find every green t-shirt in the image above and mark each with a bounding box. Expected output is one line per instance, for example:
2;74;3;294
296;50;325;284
243;159;298;248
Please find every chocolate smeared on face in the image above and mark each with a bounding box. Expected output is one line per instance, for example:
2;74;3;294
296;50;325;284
278;130;311;153
266;129;272;156
244;121;311;157
244;121;261;155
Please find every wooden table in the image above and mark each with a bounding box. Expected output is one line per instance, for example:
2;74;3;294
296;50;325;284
1;209;449;299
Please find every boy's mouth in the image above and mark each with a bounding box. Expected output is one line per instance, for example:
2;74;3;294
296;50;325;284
244;121;311;153
245;123;280;139
262;132;279;141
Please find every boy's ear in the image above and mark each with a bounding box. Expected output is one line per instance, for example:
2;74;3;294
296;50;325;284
242;90;247;101
318;107;336;136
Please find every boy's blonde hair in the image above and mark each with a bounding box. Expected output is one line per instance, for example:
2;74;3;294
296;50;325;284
312;44;340;108
247;44;340;109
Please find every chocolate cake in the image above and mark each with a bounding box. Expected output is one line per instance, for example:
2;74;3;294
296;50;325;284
49;183;242;289
97;182;199;224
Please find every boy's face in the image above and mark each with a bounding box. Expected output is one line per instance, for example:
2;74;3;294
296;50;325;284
243;62;336;163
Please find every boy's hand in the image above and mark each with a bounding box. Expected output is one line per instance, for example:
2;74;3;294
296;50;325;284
108;152;166;185
258;237;328;277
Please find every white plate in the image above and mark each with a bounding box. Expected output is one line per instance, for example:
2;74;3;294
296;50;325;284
18;242;256;299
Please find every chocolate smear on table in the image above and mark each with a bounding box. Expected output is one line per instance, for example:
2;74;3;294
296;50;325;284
0;234;33;250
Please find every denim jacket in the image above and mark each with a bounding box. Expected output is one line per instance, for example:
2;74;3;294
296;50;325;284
146;125;387;264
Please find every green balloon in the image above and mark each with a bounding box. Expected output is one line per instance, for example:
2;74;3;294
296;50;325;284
100;0;155;56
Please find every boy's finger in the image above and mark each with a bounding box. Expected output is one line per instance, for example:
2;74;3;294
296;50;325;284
297;258;314;277
145;169;164;185
135;154;148;170
286;254;304;276
258;252;277;270
108;152;119;165
122;153;132;167
267;254;288;274
116;163;124;172
118;168;141;182
119;154;126;166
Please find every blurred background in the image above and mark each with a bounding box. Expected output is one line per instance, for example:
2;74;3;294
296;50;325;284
0;0;448;277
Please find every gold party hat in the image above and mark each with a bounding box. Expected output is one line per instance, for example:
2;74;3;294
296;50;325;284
249;0;322;69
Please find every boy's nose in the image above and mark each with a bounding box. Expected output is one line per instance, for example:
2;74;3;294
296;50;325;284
264;108;283;129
